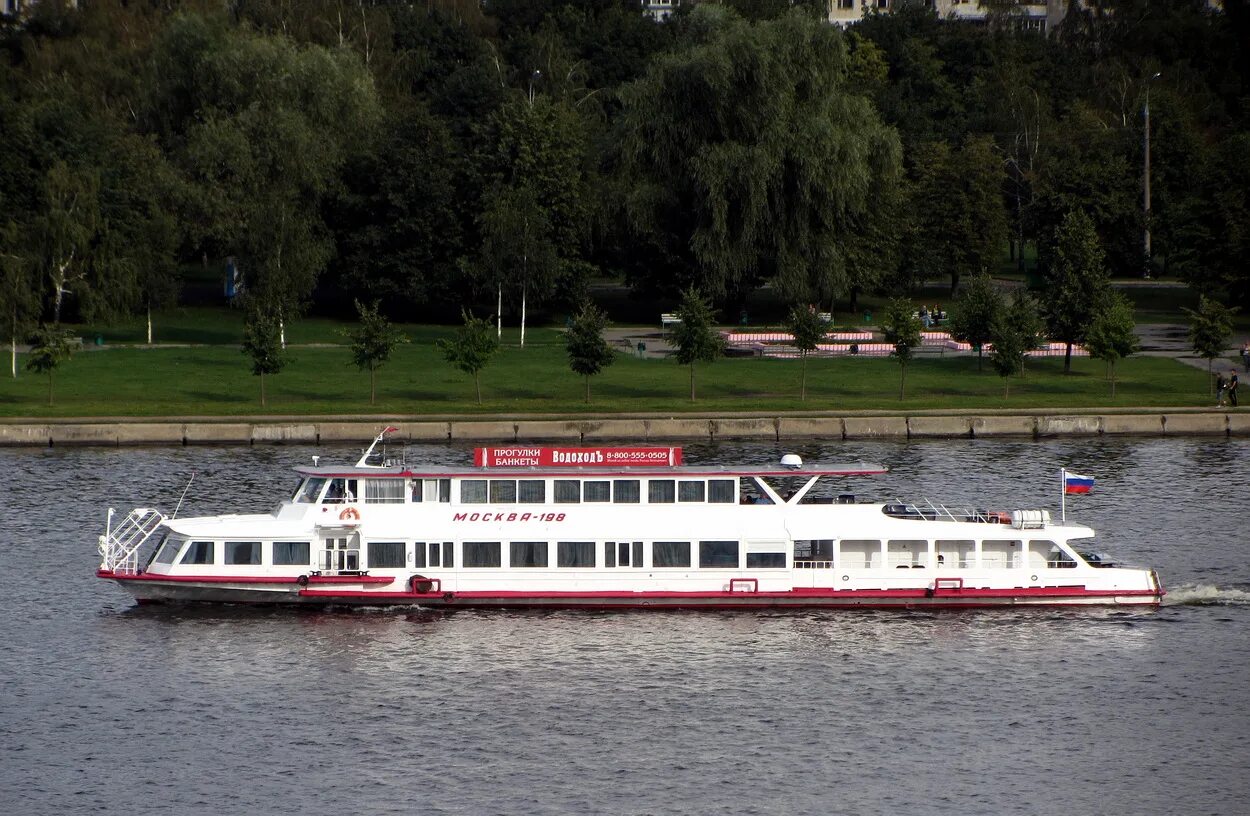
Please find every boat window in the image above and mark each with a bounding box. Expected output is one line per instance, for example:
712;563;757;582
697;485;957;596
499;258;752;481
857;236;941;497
510;541;548;568
460;480;488;503
604;542;616;567
613;480;640;503
411;480;423;502
558;541;595;568
364;479;405;504
1046;546;1077;568
935;540;975;568
653;541;691;568
648;479;676;503
584;480;610;503
838;539;879;569
1029;540;1067;568
413;542;427;568
618;542;631;567
368;541;406;568
439;479;451;502
324;479;357;504
518;480;546;504
699;540;739;568
490;480;517;503
632;541;644;568
554;480;581;503
180;541;215;565
153;535;184;565
679;481;706;503
225;541;261;565
709;479;735;503
462;541;501;568
747;552;787;568
887;539;927;568
427;542;441;568
273;541;310;566
294;478;327;503
981;539;1022;569
442;541;454;568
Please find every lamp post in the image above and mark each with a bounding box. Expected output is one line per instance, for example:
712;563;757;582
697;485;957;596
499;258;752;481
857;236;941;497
1143;71;1161;279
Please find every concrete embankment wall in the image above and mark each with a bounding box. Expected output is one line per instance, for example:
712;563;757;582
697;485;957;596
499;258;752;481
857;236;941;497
1;412;1248;447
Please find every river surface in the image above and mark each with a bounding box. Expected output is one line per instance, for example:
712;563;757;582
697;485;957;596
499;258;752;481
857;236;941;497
2;437;1249;816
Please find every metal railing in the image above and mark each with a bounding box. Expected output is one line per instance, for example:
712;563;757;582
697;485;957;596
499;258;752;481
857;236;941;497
98;508;166;575
883;500;1005;524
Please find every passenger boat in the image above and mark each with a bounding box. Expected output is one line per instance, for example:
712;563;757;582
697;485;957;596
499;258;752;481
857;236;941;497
96;430;1164;609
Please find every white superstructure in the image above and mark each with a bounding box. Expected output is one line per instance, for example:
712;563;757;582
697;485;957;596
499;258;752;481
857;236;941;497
97;431;1163;609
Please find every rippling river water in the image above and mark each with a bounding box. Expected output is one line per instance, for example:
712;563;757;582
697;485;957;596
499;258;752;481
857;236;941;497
3;437;1249;816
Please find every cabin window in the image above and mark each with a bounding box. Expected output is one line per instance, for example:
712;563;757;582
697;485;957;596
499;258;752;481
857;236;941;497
747;552;787;568
294;478;327;503
324;479;358;503
619;542;632;567
887;539;927;568
709;479;735;503
633;541;644;568
558;541;595;568
838;539;879;569
518;480;546;504
460;480;488;503
584;480;610;502
554;480;581;503
273;541;310;566
653;541;691;568
982;539;1022;569
679;481;706;503
154;535;184;564
438;479;451;502
413;542;427;568
463;541;501;568
427;542;441;568
613;480;640;503
364;479;405;504
648;480;676;503
442;542;453;568
935;539;974;568
604;542;616;567
368;541;406;568
225;541;261;565
699;540;739;568
510;541;548;568
1029;540;1066;569
490;480;517;503
181;541;215;565
411;480;423;502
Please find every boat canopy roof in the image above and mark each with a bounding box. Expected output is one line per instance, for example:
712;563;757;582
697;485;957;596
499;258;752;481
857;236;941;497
292;461;889;479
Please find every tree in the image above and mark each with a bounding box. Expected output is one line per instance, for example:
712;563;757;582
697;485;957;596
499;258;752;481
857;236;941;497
1040;210;1112;373
345;300;407;405
882;297;922;400
564;301;615;404
241;309;287;408
988;314;1028;398
33;161;98;325
668;287;725;402
0;223;38;378
948;273;1002;371
1183;295;1238;393
438;310;499;405
1084;292;1140;397
471;184;559;347
784;305;828;402
1005;291;1046;377
618;8;901;305
25;324;76;406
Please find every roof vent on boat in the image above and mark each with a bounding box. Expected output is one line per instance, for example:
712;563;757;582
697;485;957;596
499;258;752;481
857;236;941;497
780;454;803;469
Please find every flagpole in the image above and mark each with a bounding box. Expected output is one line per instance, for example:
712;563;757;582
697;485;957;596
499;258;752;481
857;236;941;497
1060;468;1066;522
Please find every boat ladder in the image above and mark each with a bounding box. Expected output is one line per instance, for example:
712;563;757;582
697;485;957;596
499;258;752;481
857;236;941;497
98;508;167;575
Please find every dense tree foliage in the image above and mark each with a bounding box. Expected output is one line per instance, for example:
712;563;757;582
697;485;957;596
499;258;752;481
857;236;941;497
0;0;1246;337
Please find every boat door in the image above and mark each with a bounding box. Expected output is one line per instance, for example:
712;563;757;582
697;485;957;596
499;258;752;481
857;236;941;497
320;532;361;574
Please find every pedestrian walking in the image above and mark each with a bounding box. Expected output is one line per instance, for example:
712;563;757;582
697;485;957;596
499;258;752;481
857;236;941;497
1241;341;1249;373
1228;369;1239;407
1215;373;1227;407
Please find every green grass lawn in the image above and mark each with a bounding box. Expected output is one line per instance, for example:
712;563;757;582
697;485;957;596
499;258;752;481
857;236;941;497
1;339;1216;418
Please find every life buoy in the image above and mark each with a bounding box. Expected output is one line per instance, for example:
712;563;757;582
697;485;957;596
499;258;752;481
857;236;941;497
338;506;361;521
410;575;433;594
296;574;310;587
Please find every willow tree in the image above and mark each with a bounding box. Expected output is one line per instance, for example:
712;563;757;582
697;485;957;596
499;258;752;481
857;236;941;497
618;7;901;305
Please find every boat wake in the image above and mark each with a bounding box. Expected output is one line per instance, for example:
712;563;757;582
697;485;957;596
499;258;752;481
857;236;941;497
1162;583;1250;606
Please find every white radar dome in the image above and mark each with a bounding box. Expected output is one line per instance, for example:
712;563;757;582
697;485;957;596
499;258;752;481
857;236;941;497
780;454;803;469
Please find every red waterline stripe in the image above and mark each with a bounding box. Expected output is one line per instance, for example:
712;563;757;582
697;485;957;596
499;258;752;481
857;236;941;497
295;586;1160;601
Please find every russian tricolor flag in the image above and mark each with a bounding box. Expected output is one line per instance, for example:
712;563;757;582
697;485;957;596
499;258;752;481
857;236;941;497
1064;470;1095;494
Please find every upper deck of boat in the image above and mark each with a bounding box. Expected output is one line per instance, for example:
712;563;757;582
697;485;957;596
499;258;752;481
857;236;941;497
292;461;890;479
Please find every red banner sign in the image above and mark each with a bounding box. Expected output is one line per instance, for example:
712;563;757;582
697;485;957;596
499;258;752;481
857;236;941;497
474;447;682;468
